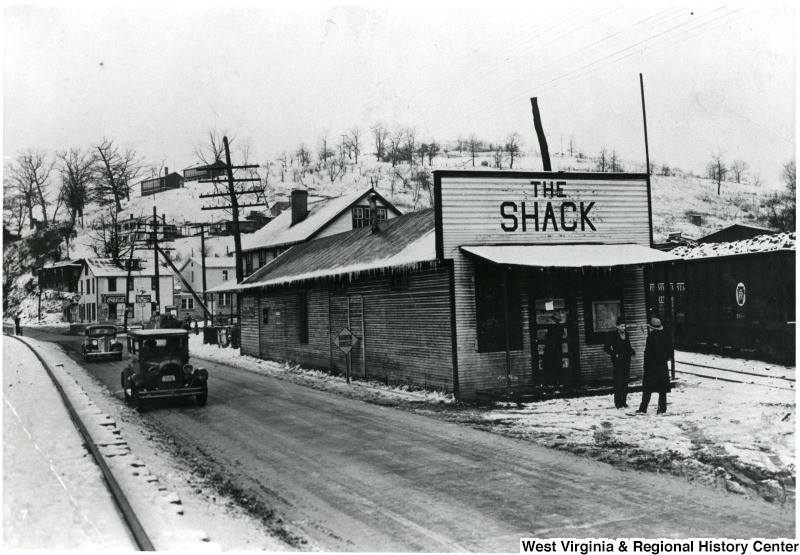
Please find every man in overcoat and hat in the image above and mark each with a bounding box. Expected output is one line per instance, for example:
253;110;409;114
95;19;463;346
604;316;635;408
637;316;673;414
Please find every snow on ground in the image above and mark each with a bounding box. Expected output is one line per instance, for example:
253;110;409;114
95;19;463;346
3;338;134;550
191;336;795;505
2;335;291;551
671;232;795;259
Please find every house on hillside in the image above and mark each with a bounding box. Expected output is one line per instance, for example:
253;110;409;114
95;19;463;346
697;223;776;244
176;255;237;322
182;161;227;183
240;187;402;277
217;171;679;400
117;214;179;244
39;260;85;322
76;258;174;325
140;168;185;196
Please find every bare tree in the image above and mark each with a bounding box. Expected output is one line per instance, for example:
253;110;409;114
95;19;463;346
493;146;504;169
3;192;28;233
660;164;671;177
411;169;433;209
56;148;94;228
318;136;334;164
388;129;405;167
763;160;796;231
568;136;576;157
467;134;479;167
325;149;346;183
505;133;521;169
707;152;728;195
371;123;389;161
295;144;311;177
94;138;142;211
277;152;289;182
87;207;125;261
5;149;55;228
404;129;417;165
730;159;749;184
596;147;608;172
427;141;440;166
782;159;796;195
610;150;624;172
193;130;227;166
347;127;362;164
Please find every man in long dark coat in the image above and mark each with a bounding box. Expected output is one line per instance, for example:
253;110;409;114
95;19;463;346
604;316;635;408
637;317;673;414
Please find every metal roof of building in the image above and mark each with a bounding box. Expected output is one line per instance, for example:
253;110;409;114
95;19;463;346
461;244;680;268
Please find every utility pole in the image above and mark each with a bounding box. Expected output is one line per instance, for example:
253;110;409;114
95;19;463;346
152;206;160;312
223;137;244;284
200;223;208;326
530;97;552;171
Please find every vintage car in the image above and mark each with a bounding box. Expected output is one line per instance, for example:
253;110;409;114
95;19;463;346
122;329;208;411
82;325;124;361
147;313;185;329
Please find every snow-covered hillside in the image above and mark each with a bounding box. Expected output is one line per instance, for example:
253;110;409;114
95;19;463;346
2;149;780;323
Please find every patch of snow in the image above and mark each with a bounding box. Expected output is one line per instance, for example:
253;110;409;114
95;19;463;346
671;232;795;259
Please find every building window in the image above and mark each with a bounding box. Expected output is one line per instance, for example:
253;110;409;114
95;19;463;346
128;277;133;291
108;277;117;292
298;290;309;344
582;268;625;345
474;264;522;352
108;303;118;320
245;253;253;275
262;307;269;324
151;277;157;291
258;250;266;268
352;206;388;229
222;270;228;281
181;298;195;310
80;280;83;294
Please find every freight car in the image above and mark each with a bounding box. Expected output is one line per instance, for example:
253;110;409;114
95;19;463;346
646;246;795;364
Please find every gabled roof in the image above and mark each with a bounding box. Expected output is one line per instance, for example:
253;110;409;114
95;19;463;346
84;258;167;278
241;187;401;253
698;223;776;244
179;256;238;271
219;209;436;292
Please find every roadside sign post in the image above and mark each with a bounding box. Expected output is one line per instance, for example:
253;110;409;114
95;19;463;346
137;288;149;326
332;327;359;385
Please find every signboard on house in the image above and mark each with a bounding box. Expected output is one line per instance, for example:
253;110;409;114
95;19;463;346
136;295;151;303
102;294;126;304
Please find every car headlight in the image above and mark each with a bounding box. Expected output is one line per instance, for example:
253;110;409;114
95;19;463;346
193;368;208;381
91;340;97;346
148;366;160;379
183;364;194;375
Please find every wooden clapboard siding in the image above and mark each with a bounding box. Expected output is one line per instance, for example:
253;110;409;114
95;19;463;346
438;173;651;398
256;285;330;369
334;266;454;390
240;291;260;357
575;267;647;383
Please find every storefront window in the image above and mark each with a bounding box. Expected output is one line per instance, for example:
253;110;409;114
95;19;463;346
582;269;624;344
474;264;522;352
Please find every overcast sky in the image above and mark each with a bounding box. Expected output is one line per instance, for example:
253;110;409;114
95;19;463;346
3;4;796;187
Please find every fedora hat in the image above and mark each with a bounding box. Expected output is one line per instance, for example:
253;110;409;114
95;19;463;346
648;317;663;330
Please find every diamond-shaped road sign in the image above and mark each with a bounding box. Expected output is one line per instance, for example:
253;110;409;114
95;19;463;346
332;326;359;355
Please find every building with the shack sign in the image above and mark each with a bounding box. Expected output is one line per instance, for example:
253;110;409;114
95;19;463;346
222;171;678;399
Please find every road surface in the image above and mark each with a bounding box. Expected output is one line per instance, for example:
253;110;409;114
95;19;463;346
26;327;796;551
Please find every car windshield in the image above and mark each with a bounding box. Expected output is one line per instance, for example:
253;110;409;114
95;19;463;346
140;337;184;356
88;328;115;337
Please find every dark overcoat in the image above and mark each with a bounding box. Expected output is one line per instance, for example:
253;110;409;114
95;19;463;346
604;332;635;378
642;328;673;393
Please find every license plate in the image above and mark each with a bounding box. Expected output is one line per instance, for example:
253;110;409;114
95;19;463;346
162;375;176;382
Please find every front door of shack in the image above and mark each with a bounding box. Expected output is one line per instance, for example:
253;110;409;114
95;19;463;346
530;275;579;384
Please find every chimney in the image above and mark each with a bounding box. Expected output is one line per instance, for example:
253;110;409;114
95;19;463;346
164;166;169;176
369;194;380;233
291;190;309;226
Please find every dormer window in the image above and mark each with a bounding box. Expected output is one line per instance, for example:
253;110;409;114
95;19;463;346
352;206;387;229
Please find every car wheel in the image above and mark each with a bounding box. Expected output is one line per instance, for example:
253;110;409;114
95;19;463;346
122;373;130;402
196;390;208;407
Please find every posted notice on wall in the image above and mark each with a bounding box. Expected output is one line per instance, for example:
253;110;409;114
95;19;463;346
520;539;799;555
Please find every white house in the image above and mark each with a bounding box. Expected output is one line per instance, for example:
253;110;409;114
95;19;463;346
77;258;174;325
176;255;237;321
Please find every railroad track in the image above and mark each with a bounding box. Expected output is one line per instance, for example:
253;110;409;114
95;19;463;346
675;358;796;392
8;335;155;551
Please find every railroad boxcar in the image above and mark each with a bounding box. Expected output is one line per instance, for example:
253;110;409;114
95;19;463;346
646;248;795;364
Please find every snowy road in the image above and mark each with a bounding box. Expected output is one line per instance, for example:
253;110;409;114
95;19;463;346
24;328;796;550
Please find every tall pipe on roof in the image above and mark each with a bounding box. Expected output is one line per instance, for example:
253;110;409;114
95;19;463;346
369;194;380;233
291;190;308;226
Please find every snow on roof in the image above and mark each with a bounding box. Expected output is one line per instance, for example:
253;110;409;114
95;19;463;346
241;187;398;252
184;256;237;269
85;258;166;277
670;232;796;259
462;243;679;267
220;209;436;292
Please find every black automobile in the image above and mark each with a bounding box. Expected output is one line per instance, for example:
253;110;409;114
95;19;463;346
122;329;208;411
82;325;124;362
